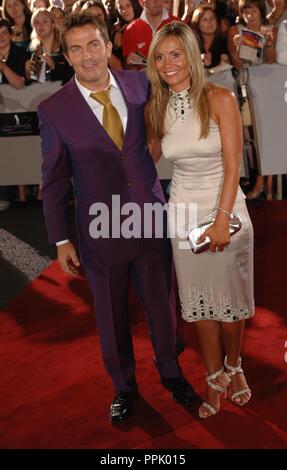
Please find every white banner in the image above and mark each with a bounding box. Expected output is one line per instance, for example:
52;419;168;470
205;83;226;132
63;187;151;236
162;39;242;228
248;64;287;176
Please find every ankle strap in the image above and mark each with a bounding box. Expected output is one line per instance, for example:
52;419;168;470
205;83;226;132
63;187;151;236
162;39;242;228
206;366;226;392
224;356;243;376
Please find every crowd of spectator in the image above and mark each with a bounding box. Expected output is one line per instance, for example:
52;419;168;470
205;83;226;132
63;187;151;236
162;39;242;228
0;0;286;210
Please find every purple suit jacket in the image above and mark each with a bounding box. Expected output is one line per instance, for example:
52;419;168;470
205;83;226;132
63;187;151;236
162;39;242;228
38;71;165;270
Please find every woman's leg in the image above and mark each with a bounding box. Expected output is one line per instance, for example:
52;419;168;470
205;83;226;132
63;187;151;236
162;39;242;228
18;185;27;202
221;320;251;405
266;175;273;200
195;320;229;417
196;320;223;373
246;175;264;199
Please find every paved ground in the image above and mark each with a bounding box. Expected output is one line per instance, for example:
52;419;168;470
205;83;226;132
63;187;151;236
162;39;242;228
0;201;75;309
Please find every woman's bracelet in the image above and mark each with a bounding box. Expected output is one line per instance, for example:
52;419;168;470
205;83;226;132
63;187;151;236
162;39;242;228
215;207;232;218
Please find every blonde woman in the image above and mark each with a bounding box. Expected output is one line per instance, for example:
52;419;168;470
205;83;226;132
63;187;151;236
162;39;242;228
26;8;72;82
146;22;254;419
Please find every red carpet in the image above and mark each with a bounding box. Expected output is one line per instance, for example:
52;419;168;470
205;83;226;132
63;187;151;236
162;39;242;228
0;201;287;449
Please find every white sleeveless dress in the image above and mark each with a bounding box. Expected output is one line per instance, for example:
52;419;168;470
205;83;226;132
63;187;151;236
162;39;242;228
161;102;255;323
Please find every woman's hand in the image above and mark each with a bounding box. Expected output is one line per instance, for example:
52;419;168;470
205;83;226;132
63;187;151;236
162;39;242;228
25;59;33;79
0;58;6;73
201;52;212;67
126;52;146;66
199;220;230;253
43;53;55;70
233;34;244;48
183;0;196;17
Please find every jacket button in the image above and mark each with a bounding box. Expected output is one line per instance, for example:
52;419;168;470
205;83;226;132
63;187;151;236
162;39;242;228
127;182;132;187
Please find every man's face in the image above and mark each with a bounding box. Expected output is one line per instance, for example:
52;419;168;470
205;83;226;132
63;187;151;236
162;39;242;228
64;25;112;91
141;0;163;17
162;0;173;13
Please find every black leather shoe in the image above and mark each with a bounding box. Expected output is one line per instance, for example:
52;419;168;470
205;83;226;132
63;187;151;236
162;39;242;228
109;391;138;423
161;376;196;404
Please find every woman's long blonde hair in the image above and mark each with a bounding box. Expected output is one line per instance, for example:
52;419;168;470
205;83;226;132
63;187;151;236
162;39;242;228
146;21;210;140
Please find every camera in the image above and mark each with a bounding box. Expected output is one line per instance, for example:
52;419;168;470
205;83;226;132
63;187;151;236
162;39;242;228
30;52;43;81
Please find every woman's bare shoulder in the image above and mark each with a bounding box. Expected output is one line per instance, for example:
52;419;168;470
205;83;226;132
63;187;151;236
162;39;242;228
206;84;238;122
207;84;237;109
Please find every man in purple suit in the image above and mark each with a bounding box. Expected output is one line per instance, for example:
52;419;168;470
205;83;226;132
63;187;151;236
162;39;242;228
38;13;195;423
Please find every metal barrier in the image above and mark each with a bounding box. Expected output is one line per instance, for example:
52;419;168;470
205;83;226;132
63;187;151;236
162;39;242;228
0;81;61;185
0;66;286;187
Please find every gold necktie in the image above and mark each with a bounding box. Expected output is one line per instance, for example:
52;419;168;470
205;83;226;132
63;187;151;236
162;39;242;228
91;88;124;149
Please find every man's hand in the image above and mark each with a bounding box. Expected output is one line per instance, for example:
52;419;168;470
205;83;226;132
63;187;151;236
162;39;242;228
57;242;80;276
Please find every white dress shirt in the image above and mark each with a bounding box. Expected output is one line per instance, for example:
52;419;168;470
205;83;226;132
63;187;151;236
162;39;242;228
75;71;128;130
56;71;128;247
140;8;169;34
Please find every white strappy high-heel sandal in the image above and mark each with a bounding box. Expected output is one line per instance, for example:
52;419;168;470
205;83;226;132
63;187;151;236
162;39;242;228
198;367;231;419
224;356;251;406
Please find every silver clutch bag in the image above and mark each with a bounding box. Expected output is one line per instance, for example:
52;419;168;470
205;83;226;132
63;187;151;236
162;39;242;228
188;209;243;254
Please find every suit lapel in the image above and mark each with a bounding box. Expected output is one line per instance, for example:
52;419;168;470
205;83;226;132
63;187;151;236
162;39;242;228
65;77;116;148
111;71;134;149
65;73;136;150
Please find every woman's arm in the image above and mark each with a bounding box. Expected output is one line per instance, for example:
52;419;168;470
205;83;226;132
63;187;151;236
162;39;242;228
199;87;242;252
214;87;242;218
144;100;163;162
0;60;25;89
146;125;162;163
263;26;278;63
266;0;286;25
181;0;196;22
227;25;244;70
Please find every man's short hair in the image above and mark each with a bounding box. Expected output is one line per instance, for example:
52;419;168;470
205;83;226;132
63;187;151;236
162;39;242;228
61;13;110;54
